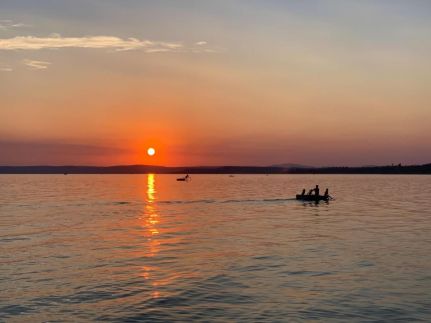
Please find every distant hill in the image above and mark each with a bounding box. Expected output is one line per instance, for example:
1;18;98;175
271;163;314;169
0;165;283;174
0;165;171;174
0;163;430;174
285;163;431;175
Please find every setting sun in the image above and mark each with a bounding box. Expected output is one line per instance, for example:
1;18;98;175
147;147;156;156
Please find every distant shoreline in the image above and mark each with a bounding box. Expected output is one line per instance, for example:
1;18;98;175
1;164;430;174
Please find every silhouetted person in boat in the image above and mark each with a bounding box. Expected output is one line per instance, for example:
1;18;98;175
324;188;329;197
301;189;306;196
314;185;320;196
307;189;313;195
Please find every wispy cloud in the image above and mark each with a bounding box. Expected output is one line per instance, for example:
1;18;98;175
23;59;51;70
0;34;220;54
0;35;184;52
0;66;13;72
0;19;29;30
191;41;224;54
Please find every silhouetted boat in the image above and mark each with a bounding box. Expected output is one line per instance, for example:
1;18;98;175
177;175;190;182
296;194;329;202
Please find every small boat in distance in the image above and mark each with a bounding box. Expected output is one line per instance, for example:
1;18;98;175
296;185;332;202
177;174;191;182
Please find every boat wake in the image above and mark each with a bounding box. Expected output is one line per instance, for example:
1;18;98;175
158;197;297;205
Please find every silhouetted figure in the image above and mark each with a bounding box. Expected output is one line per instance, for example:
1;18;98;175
314;185;319;196
301;189;306;195
307;189;313;195
324;188;329;197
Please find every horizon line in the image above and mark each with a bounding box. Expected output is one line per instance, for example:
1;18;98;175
0;163;430;168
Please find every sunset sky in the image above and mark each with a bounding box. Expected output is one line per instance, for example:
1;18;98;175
1;0;430;166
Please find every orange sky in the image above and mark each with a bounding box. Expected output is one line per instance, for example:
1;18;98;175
1;1;430;166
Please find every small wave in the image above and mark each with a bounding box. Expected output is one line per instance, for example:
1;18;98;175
0;236;31;243
285;270;333;277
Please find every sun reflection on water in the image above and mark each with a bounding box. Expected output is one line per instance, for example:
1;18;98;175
141;174;197;299
142;174;163;298
144;173;160;255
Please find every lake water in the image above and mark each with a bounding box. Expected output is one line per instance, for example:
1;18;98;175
1;174;430;322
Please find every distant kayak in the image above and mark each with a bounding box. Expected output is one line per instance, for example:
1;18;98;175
177;175;191;182
296;194;329;202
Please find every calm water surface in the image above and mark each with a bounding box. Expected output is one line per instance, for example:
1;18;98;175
0;175;430;322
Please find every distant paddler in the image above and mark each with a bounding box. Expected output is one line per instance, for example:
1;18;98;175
176;174;191;182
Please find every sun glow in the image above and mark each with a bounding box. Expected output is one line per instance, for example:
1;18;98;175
147;147;155;156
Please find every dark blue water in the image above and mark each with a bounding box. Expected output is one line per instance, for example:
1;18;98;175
1;174;430;321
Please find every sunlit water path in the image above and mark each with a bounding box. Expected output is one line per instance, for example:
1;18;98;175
1;175;430;321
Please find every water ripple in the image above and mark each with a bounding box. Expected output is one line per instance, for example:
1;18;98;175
0;174;430;321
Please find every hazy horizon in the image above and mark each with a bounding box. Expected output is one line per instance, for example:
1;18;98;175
2;1;431;166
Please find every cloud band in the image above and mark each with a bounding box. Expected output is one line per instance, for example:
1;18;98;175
0;35;184;52
23;59;50;70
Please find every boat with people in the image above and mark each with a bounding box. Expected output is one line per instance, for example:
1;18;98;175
296;185;333;202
